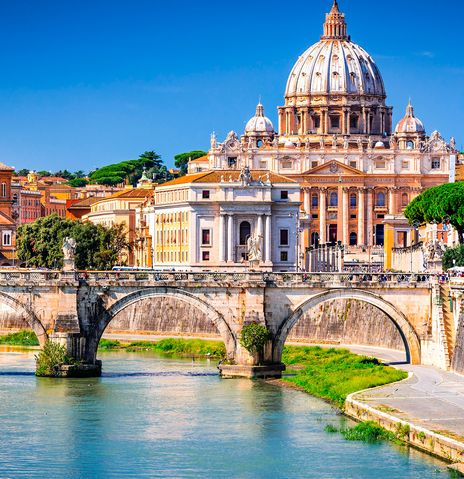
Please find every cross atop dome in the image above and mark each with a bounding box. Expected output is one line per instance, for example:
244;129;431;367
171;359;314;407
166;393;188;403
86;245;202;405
321;0;350;41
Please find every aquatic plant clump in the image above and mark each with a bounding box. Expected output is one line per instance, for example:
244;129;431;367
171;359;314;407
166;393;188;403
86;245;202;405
35;341;76;377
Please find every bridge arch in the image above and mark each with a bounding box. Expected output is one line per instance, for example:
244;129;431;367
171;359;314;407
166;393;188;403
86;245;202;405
89;287;237;362
273;289;421;365
0;291;47;346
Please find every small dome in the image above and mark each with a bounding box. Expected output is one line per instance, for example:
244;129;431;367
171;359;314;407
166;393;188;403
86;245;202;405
395;101;425;134
245;102;274;135
284;140;295;149
374;141;385;148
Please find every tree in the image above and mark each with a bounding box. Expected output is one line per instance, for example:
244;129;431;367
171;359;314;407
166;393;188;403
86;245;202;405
37;170;51;177
404;183;464;243
16;168;30;176
89;151;163;186
239;323;271;365
67;178;89;188
443;245;464;270
17;214;130;269
174;150;207;175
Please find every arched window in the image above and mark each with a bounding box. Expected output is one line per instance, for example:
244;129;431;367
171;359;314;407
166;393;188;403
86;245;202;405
256;140;263;148
402;193;409;207
349;232;357;246
377;192;386;207
406;140;414;149
329;192;338;207
239;221;251;245
1;183;6;197
350;193;357;208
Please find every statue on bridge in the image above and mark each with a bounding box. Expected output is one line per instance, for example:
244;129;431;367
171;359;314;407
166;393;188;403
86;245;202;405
62;237;77;271
247;235;263;268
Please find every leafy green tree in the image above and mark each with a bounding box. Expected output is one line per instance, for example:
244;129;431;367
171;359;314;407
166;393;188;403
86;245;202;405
404;183;464;243
67;178;89;187
89;151;163;186
443;245;464;270
17;214;130;269
239;323;271;365
37;170;51;177
16;168;30;176
174;150;207;175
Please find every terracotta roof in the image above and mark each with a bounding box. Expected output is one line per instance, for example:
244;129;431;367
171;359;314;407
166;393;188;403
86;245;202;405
0;211;16;225
190;156;208;164
159;170;296;187
0;162;14;172
67;197;100;209
92;187;154;204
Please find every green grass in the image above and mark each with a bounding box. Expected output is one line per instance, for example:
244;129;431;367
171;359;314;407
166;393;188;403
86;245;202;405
0;330;39;346
97;337;226;359
282;346;407;408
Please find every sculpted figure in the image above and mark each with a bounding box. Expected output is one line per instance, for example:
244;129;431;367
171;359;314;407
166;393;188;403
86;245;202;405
247;235;263;263
62;237;77;261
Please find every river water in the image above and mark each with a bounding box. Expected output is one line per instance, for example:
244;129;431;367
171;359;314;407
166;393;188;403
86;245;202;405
0;348;453;478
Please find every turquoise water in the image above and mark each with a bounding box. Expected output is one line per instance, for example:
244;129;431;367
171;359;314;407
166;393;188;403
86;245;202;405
0;348;452;478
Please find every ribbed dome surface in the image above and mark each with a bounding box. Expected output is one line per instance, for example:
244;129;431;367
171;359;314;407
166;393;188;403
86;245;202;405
285;39;386;98
245;103;274;134
395;101;425;134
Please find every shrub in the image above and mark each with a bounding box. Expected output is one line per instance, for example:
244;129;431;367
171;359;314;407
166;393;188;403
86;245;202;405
341;421;396;443
239;323;271;364
35;341;75;377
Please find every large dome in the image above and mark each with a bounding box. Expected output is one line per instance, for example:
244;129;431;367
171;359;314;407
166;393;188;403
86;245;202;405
285;1;385;99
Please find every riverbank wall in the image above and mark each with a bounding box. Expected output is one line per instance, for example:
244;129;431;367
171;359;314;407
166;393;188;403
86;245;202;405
345;383;464;464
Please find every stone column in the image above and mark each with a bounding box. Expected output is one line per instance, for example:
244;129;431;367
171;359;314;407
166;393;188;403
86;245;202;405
337;185;343;242
388;187;395;215
342;187;349;246
319;188;327;243
227;214;234;263
323;108;329;135
304;188;311;214
265;215;272;263
357;188;365;246
367;188;374;246
219;214;226;263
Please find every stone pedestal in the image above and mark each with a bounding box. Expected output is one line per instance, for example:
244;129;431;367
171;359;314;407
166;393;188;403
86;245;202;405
63;258;75;272
55;361;102;378
218;363;286;379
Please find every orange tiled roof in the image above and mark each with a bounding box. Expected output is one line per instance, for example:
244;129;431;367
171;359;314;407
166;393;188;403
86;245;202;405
190;156;208;164
0;162;14;172
0;211;16;225
67;197;101;209
159;170;296;187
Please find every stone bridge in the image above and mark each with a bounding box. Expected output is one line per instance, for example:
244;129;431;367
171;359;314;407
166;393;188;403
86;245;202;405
0;270;455;377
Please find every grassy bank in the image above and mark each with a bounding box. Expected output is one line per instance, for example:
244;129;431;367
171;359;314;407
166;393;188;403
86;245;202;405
98;338;226;359
282;345;407;408
0;330;39;346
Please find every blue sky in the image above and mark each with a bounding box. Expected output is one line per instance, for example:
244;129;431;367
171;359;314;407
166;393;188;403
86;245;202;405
0;0;462;172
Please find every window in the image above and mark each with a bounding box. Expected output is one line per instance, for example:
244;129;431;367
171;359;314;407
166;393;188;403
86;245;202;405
201;229;211;246
402;160;409;170
227;157;237;168
259;160;267;169
312;214;319;219
280;190;289;200
350;193;357;207
350;160;357;169
311;232;319;247
350;214;357;219
2;232;11;246
281;161;293;169
1;183;5;197
239;221;251;245
202;251;210;261
202;190;210;199
350;114;358;129
407;140;414;149
401;193;409;207
311;161;319;169
431;158;441;169
330;115;340;129
314;115;321;129
311;194;319;207
376;192;386;207
12;194;18;205
349;232;357;246
376;159;386;169
280;251;288;262
280;229;289;246
329;192;338;207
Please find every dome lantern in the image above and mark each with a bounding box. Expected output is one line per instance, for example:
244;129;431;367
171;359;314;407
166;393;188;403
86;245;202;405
322;0;349;40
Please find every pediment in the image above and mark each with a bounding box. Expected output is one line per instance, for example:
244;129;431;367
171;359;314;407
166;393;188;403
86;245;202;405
302;160;365;176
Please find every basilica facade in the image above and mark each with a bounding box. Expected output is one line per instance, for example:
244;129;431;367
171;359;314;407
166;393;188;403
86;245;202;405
189;0;457;267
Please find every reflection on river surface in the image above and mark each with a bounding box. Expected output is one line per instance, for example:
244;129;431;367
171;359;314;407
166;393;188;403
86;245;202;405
0;347;452;478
